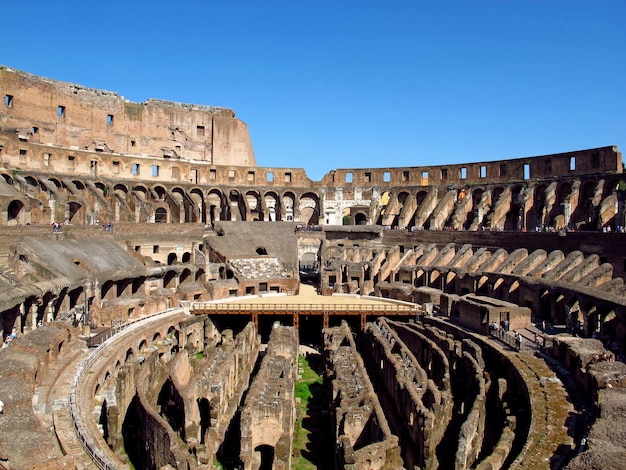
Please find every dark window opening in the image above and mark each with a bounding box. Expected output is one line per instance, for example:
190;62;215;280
58;105;65;117
592;153;600;168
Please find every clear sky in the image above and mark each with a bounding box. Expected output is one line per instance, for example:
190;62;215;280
2;0;624;181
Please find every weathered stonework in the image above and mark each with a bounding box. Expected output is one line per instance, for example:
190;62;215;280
324;321;403;470
0;66;625;470
240;324;298;470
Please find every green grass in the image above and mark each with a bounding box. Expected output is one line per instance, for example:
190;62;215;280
292;354;323;469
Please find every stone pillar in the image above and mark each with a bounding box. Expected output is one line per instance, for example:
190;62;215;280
23;303;36;332
46;301;55;322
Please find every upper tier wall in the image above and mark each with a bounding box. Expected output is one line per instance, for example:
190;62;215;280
0;66;621;186
0;66;256;167
319;146;622;186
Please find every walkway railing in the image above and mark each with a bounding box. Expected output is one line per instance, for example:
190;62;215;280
188;301;419;315
70;307;184;469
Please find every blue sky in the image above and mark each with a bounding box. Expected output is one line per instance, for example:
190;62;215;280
2;1;624;181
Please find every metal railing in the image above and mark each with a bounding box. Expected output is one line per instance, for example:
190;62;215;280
70;307;183;469
188;301;419;315
489;329;548;352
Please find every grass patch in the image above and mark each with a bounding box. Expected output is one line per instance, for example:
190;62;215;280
292;354;324;469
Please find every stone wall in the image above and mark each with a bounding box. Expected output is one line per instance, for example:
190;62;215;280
0;66;256;168
324;321;403;470
240;323;298;470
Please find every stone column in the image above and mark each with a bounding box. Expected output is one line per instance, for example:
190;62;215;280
46;300;56;322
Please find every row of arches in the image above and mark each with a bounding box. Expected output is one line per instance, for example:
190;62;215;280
0;170;324;226
379;177;626;231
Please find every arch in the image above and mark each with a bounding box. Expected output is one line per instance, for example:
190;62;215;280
157;378;186;439
282;192;296;222
7;200;24;225
354;212;368;225
72;180;86;191
68;201;83;223
207;189;226;224
227;189;243;221
25;176;39;188
195;268;205;282
48;178;65;189
113;183;129;193
298;192;320;225
398;190;410;205
180;268;191;284
153;185;167;200
246;190;262;221
531;184;549;229
476;275;489;296
101;280;115;300
264;191;281;221
181;252;191;263
125;347;134;363
189;188;206;224
197;397;211;444
539;288;552;322
505;185;525;231
132;185;149;200
155;207;168;223
254;444;275;470
138;339;148;351
429;269;441;287
167;253;178;265
572;180;600;230
464;188;485;230
164;270;177;288
94;181;108;197
551;182;574;228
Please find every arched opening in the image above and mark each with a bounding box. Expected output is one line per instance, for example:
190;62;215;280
157;378;186;440
282;192;296;222
264;192;281;221
197;397;211;444
299;192;320;225
155;207;168;223
255;444;275;470
7;200;24;225
246;191;262;221
68;201;83;224
354;212;368;225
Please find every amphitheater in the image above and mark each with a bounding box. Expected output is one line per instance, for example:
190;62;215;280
0;65;625;470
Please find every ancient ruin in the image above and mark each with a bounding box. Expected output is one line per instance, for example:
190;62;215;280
1;66;626;469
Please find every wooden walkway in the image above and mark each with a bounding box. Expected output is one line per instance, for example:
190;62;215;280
188;301;420;330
